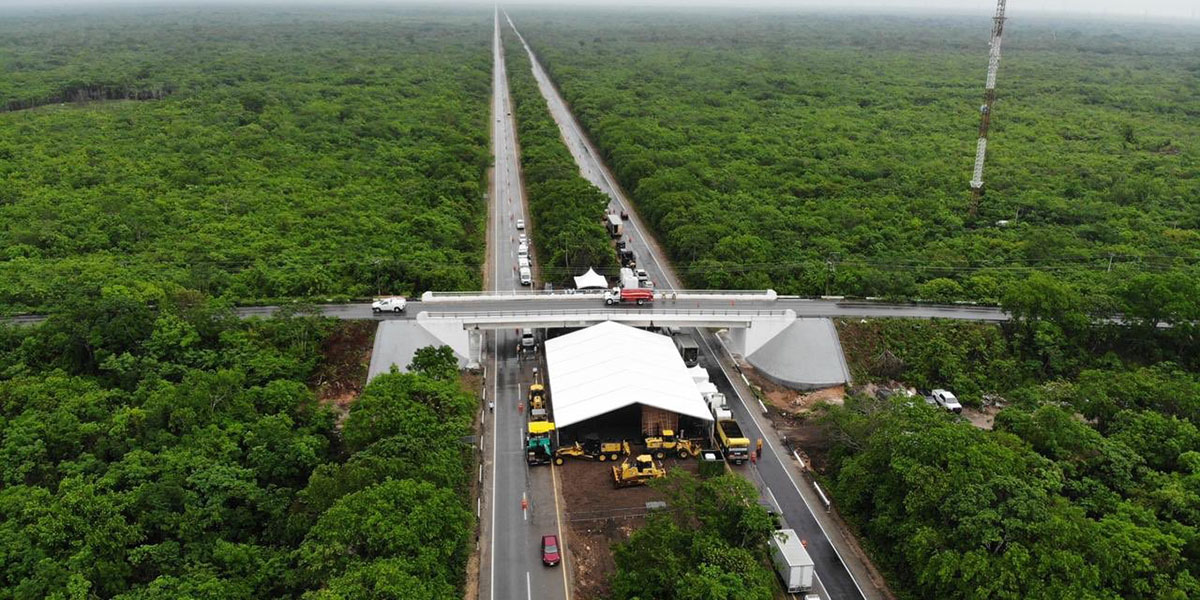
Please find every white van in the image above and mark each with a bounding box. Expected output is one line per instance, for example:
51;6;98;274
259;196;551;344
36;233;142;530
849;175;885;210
517;243;528;258
518;256;531;269
519;266;532;286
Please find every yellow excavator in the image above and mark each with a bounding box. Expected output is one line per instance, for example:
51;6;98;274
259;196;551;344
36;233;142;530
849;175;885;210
643;429;701;460
554;439;630;464
612;454;666;488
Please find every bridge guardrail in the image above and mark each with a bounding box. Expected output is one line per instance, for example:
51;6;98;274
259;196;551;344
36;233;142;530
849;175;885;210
419;308;794;319
422;289;777;302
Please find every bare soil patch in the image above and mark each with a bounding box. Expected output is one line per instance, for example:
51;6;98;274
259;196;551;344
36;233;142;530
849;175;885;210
558;457;699;600
309;320;376;427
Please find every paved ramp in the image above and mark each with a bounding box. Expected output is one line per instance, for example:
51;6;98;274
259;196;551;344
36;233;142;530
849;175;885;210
367;320;470;381
745;318;851;390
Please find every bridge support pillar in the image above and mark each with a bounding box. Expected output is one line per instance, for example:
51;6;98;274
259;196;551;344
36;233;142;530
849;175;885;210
467;328;483;370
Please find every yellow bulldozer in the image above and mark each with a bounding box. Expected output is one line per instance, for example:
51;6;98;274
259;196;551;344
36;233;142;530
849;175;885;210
643;430;701;460
554;439;630;464
612;454;666;488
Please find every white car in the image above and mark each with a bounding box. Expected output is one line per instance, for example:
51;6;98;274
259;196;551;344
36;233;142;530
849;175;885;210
518;256;531;269
519;234;528;245
519;266;532;286
930;389;962;414
517;243;529;258
516;219;525;230
371;297;407;313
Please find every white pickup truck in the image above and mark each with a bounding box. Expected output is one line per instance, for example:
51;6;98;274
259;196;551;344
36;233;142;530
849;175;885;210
371;297;406;313
929;389;963;414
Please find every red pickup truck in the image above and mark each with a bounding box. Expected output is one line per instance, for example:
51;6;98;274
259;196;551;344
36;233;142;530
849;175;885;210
604;287;654;306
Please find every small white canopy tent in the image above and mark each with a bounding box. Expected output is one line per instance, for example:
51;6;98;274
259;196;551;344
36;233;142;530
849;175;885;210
573;267;608;290
545;321;713;430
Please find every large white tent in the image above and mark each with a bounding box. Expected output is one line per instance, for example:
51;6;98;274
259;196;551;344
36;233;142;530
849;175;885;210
544;321;713;429
572;267;608;290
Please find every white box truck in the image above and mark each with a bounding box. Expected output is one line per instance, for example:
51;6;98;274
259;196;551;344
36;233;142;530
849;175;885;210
770;529;814;593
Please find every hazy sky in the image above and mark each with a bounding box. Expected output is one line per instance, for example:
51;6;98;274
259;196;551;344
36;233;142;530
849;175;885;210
4;0;1198;20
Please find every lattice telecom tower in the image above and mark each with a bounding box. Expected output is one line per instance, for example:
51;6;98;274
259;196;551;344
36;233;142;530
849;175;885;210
968;0;1008;217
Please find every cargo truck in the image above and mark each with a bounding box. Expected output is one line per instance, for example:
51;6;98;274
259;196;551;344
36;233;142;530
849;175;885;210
770;529;815;593
715;418;750;464
605;213;624;237
674;333;699;367
619;267;641;290
604;287;654;306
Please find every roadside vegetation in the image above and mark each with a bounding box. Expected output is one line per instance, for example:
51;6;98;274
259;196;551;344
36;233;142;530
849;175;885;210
0;7;492;313
826;282;1200;598
502;27;618;287
0;289;476;598
609;472;778;600
513;10;1200;300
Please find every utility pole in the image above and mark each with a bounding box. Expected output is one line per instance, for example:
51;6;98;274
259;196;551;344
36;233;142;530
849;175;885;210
968;0;1008;218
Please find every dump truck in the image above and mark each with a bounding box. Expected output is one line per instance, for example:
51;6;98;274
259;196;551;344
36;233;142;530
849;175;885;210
528;383;549;422
770;529;815;593
526;421;555;467
716;418;750;464
612;454;665;488
644;429;701;459
554;439;630;464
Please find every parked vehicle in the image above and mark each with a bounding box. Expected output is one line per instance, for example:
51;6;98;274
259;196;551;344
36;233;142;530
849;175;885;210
715;418;750;464
519;234;527;245
707;392;733;422
526;421;555;467
518;256;531;269
620;209;629;220
554;439;630;464
371;297;406;313
635;268;650;285
618;248;636;268
516;218;525;230
643;430;700;459
619;267;641;290
770;529;814;593
605;213;623;237
674;333;699;367
517;243;529;258
541;534;560;566
929;389;963;413
604;286;654;306
520;266;532;286
612;455;665;488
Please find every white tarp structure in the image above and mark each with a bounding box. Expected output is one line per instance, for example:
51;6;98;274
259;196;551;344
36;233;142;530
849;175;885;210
572;268;608;290
545;321;713;429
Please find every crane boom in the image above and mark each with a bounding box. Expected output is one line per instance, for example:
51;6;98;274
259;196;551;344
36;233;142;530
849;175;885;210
968;0;1007;217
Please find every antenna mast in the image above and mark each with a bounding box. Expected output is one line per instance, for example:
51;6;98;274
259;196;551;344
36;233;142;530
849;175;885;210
968;0;1007;217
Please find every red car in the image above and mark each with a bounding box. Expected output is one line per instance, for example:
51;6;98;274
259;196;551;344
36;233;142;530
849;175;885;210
541;534;561;567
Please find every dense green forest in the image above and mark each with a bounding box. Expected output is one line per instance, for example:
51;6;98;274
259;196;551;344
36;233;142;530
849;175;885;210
502;26;618;287
0;288;476;598
823;281;1200;598
0;7;492;313
513;10;1200;301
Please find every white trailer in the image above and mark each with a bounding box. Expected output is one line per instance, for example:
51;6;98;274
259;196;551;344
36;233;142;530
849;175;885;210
619;267;640;290
606;213;624;237
770;529;814;593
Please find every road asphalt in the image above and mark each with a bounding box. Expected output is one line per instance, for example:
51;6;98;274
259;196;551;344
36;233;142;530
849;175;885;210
482;9;570;600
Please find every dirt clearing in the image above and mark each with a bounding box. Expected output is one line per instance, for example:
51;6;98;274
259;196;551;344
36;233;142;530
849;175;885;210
558;457;699;600
310;320;376;426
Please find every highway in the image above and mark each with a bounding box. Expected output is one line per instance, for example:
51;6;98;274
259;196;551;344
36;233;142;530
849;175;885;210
481;8;570;600
505;13;876;599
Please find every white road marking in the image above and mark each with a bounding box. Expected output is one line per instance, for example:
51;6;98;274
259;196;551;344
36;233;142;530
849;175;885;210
526;571;532;600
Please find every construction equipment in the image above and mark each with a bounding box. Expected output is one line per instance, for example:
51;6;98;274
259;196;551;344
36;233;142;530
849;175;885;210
643;429;701;459
612;454;666;488
528;381;548;422
968;0;1008;217
526;421;556;467
554;438;630;464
